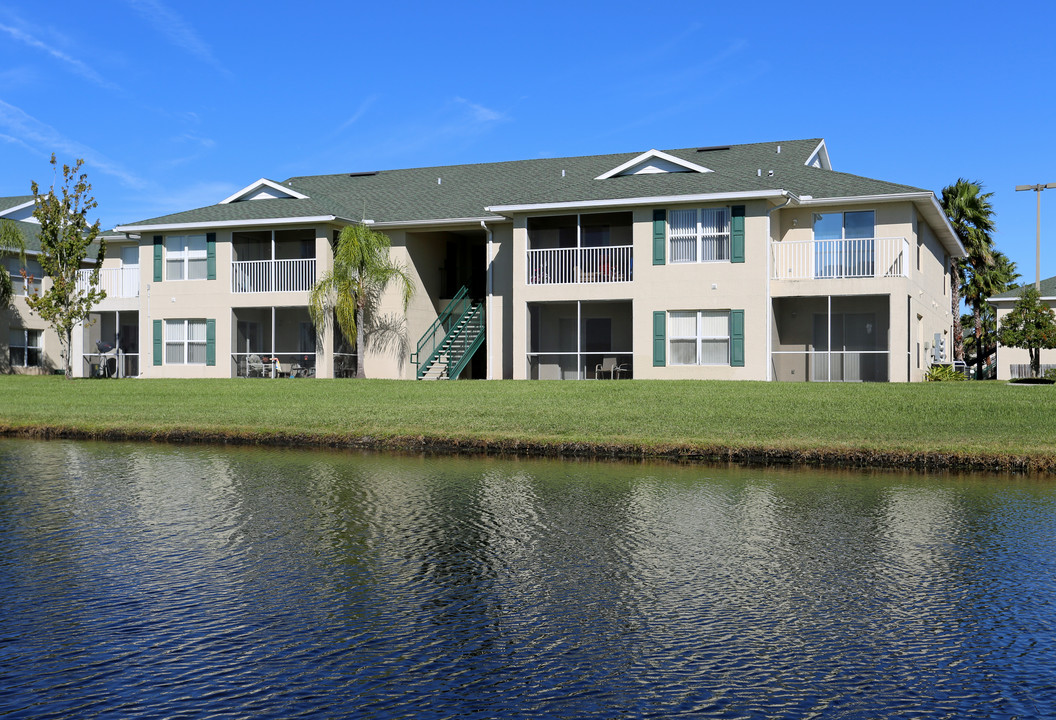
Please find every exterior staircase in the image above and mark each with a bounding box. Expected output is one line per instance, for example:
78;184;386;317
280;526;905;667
411;287;485;380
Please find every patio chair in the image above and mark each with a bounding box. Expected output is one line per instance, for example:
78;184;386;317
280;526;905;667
595;357;618;379
246;354;265;378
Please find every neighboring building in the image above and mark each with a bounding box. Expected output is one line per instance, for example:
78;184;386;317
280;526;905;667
0;196;57;374
9;139;965;381
989;276;1056;380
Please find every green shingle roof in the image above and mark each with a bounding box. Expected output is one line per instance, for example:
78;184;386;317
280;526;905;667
990;276;1056;301
120;138;933;228
0;195;34;214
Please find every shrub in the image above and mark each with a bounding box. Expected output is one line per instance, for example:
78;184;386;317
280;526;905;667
925;364;967;382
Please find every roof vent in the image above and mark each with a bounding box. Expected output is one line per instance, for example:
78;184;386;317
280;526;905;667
768;170;774;177
757;169;761;177
776;145;781;154
437;177;442;185
347;171;378;178
697;145;730;153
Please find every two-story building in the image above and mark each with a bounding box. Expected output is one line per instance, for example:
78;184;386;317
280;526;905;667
1;196;60;375
9;139;964;381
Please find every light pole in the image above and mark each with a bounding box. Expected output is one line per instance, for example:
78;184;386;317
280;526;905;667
1015;182;1056;290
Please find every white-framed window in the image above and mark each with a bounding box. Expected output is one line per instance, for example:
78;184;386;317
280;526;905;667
669;310;730;365
165;319;207;364
669;207;730;263
9;328;42;367
4;257;43;296
165;235;207;280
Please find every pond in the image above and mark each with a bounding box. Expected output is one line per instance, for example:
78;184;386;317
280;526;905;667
1;438;1054;718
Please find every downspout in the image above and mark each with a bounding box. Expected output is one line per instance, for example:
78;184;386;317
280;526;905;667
481;220;493;380
766;192;797;382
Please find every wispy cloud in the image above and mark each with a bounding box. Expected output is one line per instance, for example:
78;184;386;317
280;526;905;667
378;97;509;157
0;21;118;90
335;95;378;135
0;98;148;189
454;97;505;123
123;0;229;76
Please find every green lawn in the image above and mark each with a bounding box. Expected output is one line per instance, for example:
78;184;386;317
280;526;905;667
0;376;1054;469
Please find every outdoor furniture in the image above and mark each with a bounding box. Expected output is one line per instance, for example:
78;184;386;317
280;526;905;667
595;357;627;379
246;354;265;377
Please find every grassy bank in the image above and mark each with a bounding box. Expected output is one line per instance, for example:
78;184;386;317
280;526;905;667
1;376;1054;471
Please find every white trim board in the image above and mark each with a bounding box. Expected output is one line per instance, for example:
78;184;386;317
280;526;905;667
595;149;713;180
115;215;340;232
219;178;309;204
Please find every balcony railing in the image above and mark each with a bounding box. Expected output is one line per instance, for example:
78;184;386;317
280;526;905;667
771;237;908;280
76;267;140;298
527;245;632;285
232;258;316;293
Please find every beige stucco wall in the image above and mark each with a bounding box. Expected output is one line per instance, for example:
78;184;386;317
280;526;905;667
1;294;59;374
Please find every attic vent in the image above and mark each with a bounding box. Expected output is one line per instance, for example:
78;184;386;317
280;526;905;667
347;171;378;177
696;145;730;152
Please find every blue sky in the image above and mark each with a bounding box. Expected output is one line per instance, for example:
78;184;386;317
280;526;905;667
2;1;1055;285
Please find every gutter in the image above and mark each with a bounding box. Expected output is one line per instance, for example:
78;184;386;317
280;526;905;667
115;215;343;233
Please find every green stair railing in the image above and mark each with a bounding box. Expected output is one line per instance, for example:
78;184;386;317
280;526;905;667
444;304;485;380
411;287;485;379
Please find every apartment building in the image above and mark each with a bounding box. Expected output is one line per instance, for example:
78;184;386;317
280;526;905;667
5;139;964;381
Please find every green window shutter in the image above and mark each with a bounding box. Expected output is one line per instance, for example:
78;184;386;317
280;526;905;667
731;206;745;264
652;209;666;265
153;236;163;282
653;311;666;366
153;319;163;366
730;309;745;367
206;233;216;280
205;319;216;366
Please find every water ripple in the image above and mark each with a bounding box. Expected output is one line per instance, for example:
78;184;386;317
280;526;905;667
1;442;1055;718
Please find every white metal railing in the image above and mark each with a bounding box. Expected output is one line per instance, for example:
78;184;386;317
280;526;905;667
231;258;316;293
771;238;908;280
527;246;633;285
76;267;140;298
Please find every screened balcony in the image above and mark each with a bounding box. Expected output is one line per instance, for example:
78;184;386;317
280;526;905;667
771;295;890;382
231;229;317;293
526;212;632;285
526;300;633;379
232;306;317;378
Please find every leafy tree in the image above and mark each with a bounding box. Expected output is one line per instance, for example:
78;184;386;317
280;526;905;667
0;220;26;309
25;155;106;378
940;179;996;364
961;250;1018;378
309;223;414;378
996;286;1056;378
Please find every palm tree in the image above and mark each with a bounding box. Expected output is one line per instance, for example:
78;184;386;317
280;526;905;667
961;250;1018;378
940;179;996;365
309;224;415;378
0;220;26;309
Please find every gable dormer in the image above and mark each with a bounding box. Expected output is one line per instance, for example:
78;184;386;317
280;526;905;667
219;178;309;204
595;149;713;180
0;199;38;223
805;140;832;170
